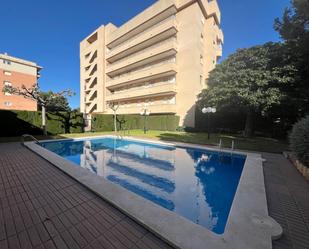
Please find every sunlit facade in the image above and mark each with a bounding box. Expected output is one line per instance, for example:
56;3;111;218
80;0;223;127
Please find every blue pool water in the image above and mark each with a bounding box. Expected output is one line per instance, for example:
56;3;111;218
41;137;246;234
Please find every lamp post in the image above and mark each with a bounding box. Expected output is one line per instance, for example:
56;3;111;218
140;109;151;134
202;107;216;139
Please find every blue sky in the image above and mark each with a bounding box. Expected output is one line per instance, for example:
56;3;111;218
0;0;290;108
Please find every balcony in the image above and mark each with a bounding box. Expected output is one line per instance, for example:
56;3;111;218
106;17;177;63
216;45;222;57
85;101;97;113
106;5;177;48
106;38;177;76
116;104;176;115
204;0;221;24
106;63;177;89
106;83;176;102
217;29;224;43
85;88;97;103
82;41;98;57
84;74;98;91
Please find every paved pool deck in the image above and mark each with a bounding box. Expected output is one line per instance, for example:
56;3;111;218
0;143;172;249
0;142;308;249
262;152;309;249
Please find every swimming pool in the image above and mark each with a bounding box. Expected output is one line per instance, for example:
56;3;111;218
41;137;246;234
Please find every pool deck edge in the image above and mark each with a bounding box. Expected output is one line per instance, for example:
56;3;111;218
24;136;282;249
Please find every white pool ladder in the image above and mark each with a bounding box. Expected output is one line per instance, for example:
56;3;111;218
21;134;41;145
218;139;222;151
231;140;235;156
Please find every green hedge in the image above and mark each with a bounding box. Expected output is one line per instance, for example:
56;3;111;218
289;116;309;167
92;114;179;132
0;110;84;136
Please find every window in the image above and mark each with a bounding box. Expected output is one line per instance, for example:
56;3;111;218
4;71;11;76
200;75;203;85
200;55;203;65
4;101;12;106
2;60;11;65
200;33;204;42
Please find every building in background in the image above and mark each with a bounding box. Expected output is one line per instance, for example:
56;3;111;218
80;0;223;128
0;53;42;111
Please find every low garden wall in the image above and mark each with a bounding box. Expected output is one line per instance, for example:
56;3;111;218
92;114;180;132
284;152;309;181
288;115;309;181
0;110;84;136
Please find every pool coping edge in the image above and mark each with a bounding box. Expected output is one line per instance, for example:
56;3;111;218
24;136;282;249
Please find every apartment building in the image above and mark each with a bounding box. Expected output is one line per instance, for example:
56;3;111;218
80;0;223;127
0;53;42;111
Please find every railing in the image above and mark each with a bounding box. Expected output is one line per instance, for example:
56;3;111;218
21;134;41;145
107;15;176;53
111;57;176;80
109;78;175;95
107;37;177;70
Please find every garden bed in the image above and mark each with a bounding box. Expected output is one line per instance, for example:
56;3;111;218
284;152;309;181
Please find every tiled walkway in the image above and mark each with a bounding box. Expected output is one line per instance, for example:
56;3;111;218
263;153;309;249
0;143;172;249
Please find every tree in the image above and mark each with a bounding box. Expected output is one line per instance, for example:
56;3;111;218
197;43;298;137
2;84;74;135
274;0;309;115
39;91;71;112
108;102;119;133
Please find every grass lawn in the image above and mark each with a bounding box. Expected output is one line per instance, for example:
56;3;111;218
0;130;288;153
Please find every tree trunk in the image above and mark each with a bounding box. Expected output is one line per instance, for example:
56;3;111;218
42;105;47;136
244;109;254;137
113;112;117;133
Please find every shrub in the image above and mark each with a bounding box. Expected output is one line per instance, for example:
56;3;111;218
92;114;114;131
289;116;309;167
92;114;179;132
0;110;84;136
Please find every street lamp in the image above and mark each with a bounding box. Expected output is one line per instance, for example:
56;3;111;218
140;108;151;134
202;107;216;139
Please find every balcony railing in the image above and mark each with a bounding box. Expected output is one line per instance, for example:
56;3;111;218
106;83;176;102
106;17;177;61
110;57;176;81
106;62;177;89
106;37;177;73
107;15;176;54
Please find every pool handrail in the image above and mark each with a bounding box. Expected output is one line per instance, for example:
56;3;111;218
21;134;41;145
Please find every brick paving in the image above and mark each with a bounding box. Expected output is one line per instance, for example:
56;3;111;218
0;143;172;249
263;153;309;249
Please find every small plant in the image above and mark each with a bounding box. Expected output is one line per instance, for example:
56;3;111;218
289;116;309;167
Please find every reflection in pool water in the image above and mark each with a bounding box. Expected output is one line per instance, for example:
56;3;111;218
41;137;245;234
